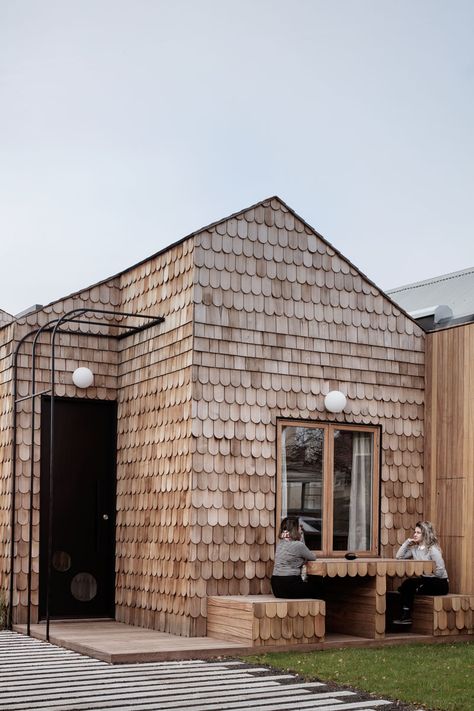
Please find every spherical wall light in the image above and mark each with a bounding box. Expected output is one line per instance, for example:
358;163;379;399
324;390;347;413
72;367;94;389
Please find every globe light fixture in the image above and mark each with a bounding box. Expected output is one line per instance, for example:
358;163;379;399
72;367;94;389
324;390;347;413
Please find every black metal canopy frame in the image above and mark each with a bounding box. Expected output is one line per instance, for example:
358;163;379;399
9;307;164;640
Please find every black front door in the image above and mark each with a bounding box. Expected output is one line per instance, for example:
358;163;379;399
40;397;117;619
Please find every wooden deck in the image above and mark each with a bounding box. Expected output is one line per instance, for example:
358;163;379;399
13;621;245;663
13;620;471;664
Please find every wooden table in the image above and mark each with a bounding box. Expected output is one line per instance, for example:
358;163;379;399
306;558;434;639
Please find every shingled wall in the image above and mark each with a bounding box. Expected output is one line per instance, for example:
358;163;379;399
0;197;425;636
114;238;195;635
0;322;15;608
1;283;120;623
187;197;425;634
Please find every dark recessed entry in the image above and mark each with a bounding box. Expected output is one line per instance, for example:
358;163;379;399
40;397;117;619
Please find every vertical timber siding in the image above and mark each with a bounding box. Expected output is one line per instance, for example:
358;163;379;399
425;325;474;593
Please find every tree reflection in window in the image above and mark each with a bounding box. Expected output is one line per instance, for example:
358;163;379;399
281;426;324;550
280;423;377;554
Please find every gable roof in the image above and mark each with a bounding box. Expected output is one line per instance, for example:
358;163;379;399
4;196;420;329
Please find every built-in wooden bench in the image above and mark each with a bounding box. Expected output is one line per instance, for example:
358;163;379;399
411;594;474;636
207;595;325;647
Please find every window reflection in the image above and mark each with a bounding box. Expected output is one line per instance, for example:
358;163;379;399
333;430;373;550
281;426;323;550
280;423;376;554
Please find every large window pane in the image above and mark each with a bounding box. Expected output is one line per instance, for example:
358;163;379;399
281;426;323;550
333;430;373;551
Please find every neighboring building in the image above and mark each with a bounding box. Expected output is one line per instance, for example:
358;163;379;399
387;267;474;330
0;309;13;329
0;197;470;639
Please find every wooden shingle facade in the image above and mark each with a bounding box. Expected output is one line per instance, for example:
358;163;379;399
0;197;431;637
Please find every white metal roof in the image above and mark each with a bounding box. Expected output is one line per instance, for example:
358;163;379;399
387;267;474;321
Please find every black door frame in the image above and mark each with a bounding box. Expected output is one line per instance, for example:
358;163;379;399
39;396;118;620
9;307;164;638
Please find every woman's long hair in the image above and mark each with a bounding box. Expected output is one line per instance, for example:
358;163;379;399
416;521;440;548
279;517;301;541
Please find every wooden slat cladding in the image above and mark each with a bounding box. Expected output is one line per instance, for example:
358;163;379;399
115;239;196;636
207;595;325;645
425;325;474;594
191;197;425;626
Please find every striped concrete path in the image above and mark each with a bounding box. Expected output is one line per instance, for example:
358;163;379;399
0;631;393;711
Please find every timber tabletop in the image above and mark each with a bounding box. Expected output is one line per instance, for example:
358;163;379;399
306;558;435;577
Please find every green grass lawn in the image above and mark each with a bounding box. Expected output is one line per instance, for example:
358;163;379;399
246;641;474;711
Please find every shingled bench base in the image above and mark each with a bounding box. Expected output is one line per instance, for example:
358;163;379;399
206;595;325;646
411;594;474;636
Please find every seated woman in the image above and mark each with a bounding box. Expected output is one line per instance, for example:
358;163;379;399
394;520;449;624
271;516;324;599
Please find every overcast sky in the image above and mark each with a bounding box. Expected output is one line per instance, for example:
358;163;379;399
1;0;473;316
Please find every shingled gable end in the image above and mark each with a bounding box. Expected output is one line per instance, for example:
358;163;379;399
0;197;426;637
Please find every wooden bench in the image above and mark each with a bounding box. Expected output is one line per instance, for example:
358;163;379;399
207;595;325;647
411;594;474;636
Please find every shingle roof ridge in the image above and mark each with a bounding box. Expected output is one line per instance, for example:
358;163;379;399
10;197;284;316
13;195;421;331
136;193;423;328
